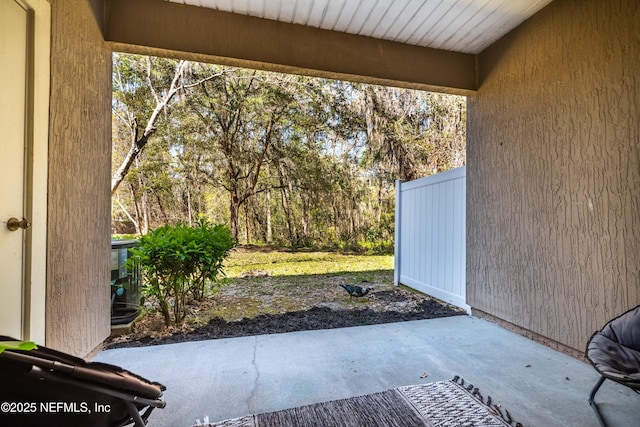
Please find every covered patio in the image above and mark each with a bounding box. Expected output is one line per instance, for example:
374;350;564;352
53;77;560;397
92;4;640;423
15;0;631;360
2;0;638;425
96;316;640;426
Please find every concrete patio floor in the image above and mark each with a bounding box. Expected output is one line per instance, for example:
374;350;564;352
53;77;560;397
95;315;639;427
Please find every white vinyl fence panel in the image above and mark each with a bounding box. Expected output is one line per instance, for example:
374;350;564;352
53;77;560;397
394;166;469;312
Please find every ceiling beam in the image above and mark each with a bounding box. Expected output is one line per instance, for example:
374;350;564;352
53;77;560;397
105;0;476;94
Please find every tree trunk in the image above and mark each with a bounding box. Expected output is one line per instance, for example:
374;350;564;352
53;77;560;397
130;183;141;235
114;196;139;233
280;188;294;245
111;118;155;196
265;188;272;243
229;189;240;241
185;188;193;226
139;192;150;236
277;164;296;245
244;199;250;244
376;177;384;226
301;192;310;243
156;193;168;224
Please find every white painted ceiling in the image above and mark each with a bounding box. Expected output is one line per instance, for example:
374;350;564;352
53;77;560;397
166;0;553;54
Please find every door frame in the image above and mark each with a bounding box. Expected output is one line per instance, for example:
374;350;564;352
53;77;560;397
18;0;50;344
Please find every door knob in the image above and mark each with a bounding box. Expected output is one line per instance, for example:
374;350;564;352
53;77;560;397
7;217;31;231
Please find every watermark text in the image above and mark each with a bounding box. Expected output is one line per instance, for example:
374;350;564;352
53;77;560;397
1;401;111;415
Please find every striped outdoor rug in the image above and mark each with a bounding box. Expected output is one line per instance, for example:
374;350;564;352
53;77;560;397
196;377;523;427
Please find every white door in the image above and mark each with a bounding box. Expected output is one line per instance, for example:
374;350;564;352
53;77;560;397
0;0;31;339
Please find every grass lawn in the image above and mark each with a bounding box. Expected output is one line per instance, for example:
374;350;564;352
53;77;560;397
224;246;394;278
108;246;465;346
198;246;397;322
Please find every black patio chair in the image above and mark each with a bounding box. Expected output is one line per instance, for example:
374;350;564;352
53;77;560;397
0;336;165;426
585;305;640;427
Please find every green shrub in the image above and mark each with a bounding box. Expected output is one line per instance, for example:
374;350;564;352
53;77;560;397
129;219;236;325
357;239;394;255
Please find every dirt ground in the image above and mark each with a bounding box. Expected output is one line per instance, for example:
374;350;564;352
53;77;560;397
106;274;465;349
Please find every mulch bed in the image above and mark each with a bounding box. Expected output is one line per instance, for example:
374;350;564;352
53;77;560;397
106;290;465;349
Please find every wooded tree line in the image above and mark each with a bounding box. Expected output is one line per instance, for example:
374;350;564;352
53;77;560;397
111;54;466;251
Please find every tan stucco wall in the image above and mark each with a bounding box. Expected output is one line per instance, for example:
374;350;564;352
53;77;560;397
46;0;112;357
467;0;640;352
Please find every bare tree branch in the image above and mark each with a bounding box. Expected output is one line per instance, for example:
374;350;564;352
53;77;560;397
111;61;223;195
114;197;138;230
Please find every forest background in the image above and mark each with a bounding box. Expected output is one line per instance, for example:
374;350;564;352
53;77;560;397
111;54;466;253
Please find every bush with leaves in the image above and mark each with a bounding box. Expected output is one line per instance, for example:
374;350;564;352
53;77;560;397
129;219;236;325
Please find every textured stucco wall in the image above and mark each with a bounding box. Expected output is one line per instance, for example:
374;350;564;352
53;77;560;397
467;0;640;351
47;0;112;357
